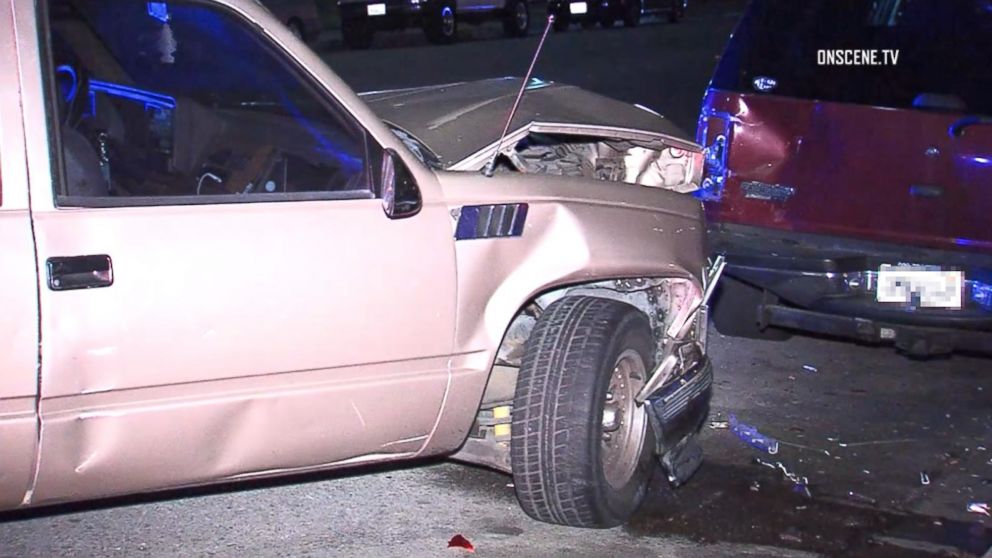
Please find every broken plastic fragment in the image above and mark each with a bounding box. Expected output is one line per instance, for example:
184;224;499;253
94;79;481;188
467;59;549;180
802;365;818;373
755;458;811;498
448;534;476;552
709;420;729;430
729;414;779;454
967;502;990;517
920;471;930;485
847;491;878;506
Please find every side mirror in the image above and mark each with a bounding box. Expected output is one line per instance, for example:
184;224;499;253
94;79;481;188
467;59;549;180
381;148;422;219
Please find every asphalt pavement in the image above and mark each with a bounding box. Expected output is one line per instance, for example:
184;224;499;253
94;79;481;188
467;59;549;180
2;2;991;557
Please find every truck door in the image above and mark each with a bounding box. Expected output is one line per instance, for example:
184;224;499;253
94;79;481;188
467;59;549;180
17;0;457;506
0;0;42;510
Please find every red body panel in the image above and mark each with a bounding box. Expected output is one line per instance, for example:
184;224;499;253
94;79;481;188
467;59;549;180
701;90;992;254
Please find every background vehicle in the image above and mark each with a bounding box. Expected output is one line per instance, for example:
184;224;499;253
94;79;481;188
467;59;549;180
261;0;323;42
337;0;530;48
1;0;712;528
547;0;685;31
698;0;992;356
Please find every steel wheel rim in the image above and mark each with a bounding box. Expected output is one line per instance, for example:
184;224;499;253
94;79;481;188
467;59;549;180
516;3;528;30
600;349;648;490
441;7;455;36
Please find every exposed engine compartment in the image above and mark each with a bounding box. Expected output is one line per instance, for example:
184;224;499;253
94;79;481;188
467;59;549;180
497;133;703;193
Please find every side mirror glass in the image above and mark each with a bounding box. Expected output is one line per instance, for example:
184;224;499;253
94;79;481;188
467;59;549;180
381;148;422;219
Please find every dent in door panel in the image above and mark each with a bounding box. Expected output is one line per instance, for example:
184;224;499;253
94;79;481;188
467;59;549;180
29;361;447;506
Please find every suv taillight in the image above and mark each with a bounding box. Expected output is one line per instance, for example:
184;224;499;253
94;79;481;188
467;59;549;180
695;103;733;201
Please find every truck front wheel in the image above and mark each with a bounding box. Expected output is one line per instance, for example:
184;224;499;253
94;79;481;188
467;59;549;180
510;296;657;528
503;0;530;37
425;2;458;43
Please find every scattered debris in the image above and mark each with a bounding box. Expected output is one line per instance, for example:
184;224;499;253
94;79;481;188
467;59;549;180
729;414;780;454
836;438;918;448
506;483;514;488
968;502;990;517
750;481;761;492
709;420;730;430
920;471;930;486
779;529;803;544
776;439;832;456
447;534;476;552
802;364;818;373
847;491;878;506
755;458;812;498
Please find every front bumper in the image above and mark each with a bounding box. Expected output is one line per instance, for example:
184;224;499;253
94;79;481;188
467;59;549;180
711;223;992;355
645;356;712;483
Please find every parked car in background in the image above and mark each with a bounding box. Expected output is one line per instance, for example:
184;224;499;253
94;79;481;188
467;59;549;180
261;0;323;42
698;0;992;356
337;0;530;48
1;0;715;528
547;0;685;31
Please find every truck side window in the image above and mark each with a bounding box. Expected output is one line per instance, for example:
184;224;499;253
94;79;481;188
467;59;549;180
47;0;370;203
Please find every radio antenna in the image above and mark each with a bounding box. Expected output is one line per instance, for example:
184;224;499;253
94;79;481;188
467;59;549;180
483;14;556;177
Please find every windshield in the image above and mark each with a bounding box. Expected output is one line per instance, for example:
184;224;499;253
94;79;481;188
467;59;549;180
711;0;992;115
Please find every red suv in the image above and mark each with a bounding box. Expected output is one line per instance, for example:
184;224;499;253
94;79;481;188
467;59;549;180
698;0;992;356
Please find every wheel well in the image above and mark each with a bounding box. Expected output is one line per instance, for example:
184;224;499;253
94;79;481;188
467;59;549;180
452;276;705;474
484;276;703;403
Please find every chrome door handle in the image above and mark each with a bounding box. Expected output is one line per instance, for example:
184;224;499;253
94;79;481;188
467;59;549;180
47;255;114;291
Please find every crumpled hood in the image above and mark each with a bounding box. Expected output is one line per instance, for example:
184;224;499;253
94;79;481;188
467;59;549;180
359;77;691;168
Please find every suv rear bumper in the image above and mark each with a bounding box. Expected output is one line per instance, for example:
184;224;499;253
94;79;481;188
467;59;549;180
339;0;426;28
710;223;992;355
548;0;618;20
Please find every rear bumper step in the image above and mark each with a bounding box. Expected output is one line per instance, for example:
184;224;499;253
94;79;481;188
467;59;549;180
761;304;992;356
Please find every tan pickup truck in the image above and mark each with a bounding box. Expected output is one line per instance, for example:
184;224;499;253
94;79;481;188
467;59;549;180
1;0;715;528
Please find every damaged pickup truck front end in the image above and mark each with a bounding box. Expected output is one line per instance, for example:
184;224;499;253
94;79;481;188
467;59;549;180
452;264;723;486
365;76;717;522
363;77;704;193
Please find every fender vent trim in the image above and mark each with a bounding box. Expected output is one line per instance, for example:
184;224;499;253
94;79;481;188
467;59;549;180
455;203;528;240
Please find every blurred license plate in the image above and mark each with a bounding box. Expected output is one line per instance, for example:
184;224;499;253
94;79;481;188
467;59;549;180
569;2;587;14
367;3;386;15
876;264;963;308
